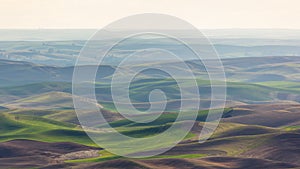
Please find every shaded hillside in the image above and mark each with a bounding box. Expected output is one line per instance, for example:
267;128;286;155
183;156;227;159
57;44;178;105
0;59;115;87
242;133;300;165
223;103;300;127
0;105;7;110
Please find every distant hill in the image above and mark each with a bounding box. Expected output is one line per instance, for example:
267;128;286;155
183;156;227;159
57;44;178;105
2;56;300;88
0;59;115;87
152;56;300;82
1;79;300;108
4;91;102;110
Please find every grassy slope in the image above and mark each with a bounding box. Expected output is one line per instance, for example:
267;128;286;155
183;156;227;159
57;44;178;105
67;123;288;163
108;108;232;128
0;113;96;147
257;81;300;91
1;108;224;149
1;105;299;165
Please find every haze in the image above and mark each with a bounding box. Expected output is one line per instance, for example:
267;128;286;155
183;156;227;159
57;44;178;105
1;0;300;29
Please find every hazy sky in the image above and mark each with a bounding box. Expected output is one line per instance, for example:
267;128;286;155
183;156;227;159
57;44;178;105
1;0;300;29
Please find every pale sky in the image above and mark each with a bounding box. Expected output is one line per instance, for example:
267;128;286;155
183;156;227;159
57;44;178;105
0;0;300;29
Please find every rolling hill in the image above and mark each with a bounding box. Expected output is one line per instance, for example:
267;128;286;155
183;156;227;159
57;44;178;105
0;56;300;168
0;102;299;168
0;59;115;87
1;78;300;112
223;103;300;127
0;113;96;146
2;56;300;88
4;91;103;110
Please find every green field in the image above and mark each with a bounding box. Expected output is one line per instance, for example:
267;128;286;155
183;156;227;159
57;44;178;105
0;113;96;146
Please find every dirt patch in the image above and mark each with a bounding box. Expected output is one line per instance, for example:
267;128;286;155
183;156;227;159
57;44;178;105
0;139;101;168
